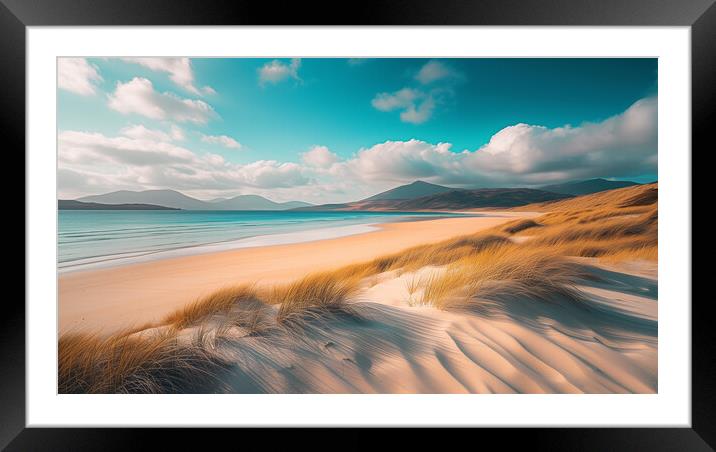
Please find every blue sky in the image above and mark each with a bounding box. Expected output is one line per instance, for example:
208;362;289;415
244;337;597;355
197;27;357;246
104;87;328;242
58;58;657;203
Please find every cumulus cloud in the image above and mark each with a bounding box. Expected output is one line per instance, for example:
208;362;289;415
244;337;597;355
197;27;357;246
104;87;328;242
372;60;461;124
201;134;242;149
371;88;437;124
415;60;458;85
58;129;310;199
351;96;657;186
301;146;339;168
122;58;215;95
258;58;301;85
119;124;184;142
342;139;459;183
464;97;658;183
107;77;215;124
58;58;102;95
58;97;656;203
400;96;436;125
59;130;196;166
372;88;420;111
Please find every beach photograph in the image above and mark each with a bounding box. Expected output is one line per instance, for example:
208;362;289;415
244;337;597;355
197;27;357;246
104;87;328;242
57;57;658;394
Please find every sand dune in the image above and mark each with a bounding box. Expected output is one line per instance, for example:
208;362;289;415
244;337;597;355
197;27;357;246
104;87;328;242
168;260;656;394
59;213;532;333
58;184;658;394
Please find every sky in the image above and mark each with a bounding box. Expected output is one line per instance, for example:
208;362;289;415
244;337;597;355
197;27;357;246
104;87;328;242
58;57;658;203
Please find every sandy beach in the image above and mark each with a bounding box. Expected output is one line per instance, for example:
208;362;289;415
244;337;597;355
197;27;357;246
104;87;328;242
59;184;659;394
59;211;532;333
54;56;663;402
192;260;656;393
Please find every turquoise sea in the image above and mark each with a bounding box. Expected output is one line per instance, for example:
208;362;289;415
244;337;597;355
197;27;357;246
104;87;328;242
58;210;469;272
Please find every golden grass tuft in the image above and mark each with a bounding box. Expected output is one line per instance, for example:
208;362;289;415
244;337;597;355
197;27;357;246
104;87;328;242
510;183;658;262
503;219;542;234
405;274;422;306
58;329;228;393
417;243;586;309
59;183;658;392
265;271;362;323
162;284;258;330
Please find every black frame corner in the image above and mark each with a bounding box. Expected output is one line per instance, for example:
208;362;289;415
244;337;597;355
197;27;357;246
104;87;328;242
4;0;710;449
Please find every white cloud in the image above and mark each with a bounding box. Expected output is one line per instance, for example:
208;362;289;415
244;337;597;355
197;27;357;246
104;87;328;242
372;88;420;111
372;60;461;124
107;77;214;124
119;124;184;142
58;97;657;203
350;96;657;186
342;139;458;183
59;130;196;166
415;60;457;85
301;146;339;168
371;88;436;124
121;58;215;95
235;161;308;188
58;129;310;199
400;96;436;125
462;96;658;183
201;134;242;149
58;58;102;96
169;124;186;141
258;58;301;85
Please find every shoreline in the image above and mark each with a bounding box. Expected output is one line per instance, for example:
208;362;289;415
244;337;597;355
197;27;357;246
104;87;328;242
59;211;533;333
58;222;383;274
58;211;479;274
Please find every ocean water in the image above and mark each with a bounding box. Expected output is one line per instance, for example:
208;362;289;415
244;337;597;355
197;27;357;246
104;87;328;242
58;210;469;272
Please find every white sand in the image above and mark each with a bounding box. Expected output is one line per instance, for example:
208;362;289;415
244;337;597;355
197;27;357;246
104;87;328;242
60;208;657;393
60;213;532;333
182;259;657;394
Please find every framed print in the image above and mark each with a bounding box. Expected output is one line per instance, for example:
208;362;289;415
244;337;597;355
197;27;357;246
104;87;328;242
5;0;711;449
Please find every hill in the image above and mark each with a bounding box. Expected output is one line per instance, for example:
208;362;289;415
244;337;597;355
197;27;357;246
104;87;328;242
392;188;572;210
59;200;180;210
518;182;658;212
297;186;572;211
539;178;639;195
210;195;312;210
364;180;454;201
77;189;311;211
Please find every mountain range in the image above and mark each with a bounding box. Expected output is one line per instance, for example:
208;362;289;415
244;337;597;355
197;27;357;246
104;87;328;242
363;180;454;201
76;190;313;211
296;185;572;211
295;179;641;211
538;178;640;195
66;178;641;211
58;200;180;210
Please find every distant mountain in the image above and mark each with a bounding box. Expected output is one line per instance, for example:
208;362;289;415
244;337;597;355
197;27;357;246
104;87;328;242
393;188;572;210
78;189;208;210
77;189;311;211
59;200;179;210
364;180;454;201
297;184;572;211
539;178;639;196
210;195;313;210
277;200;314;209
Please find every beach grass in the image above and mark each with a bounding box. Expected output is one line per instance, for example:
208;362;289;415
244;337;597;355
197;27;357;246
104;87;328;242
58;328;228;393
58;183;657;393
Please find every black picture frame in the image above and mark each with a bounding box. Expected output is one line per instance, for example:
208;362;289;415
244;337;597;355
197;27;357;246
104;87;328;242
3;0;709;449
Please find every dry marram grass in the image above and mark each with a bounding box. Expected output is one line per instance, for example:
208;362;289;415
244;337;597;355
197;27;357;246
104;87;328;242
58;183;657;393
